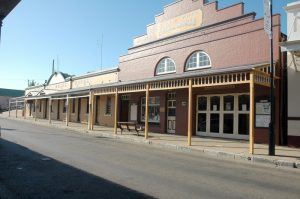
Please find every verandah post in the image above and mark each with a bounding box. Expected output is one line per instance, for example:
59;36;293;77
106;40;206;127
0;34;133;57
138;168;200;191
34;99;37;121
49;98;52;124
66;95;70;126
188;79;193;146
114;88;118;134
145;84;150;139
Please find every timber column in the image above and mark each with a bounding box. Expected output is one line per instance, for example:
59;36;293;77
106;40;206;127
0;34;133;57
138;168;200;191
114;88;118;134
144;84;149;139
66;95;70;126
188;79;193;146
34;99;37;121
88;91;95;130
49;98;52;124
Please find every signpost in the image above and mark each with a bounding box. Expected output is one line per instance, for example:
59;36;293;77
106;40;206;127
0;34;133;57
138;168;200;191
264;0;275;156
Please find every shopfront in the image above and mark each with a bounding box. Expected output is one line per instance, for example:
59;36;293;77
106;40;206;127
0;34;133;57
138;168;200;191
196;93;250;139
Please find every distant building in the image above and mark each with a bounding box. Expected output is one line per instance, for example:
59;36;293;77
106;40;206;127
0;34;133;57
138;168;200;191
280;1;300;147
0;88;24;112
0;0;21;42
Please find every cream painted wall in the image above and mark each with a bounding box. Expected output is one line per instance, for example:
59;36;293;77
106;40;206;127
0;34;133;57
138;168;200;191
286;1;300;137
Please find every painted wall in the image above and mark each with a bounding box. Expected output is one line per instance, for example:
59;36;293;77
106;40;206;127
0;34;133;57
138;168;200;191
286;2;300;142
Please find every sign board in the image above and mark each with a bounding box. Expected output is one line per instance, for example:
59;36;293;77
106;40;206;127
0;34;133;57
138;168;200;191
255;101;271;128
256;115;271;128
130;104;137;121
263;0;272;38
156;9;203;40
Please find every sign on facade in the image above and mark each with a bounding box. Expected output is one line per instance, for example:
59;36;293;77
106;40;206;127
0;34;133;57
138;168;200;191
264;0;272;38
256;100;271;128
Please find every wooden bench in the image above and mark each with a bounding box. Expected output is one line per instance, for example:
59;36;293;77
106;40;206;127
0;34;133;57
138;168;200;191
117;122;144;136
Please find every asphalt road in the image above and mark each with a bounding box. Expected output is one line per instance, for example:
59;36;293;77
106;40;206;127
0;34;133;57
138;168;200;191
0;118;299;199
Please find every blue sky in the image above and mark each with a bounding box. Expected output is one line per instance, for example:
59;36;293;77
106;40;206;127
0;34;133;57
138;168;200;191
0;0;295;90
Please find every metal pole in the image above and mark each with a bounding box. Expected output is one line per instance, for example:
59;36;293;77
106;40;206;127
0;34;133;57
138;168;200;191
269;0;275;156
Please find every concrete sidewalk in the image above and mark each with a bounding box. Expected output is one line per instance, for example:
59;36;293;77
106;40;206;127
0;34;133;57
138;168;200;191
1;112;300;169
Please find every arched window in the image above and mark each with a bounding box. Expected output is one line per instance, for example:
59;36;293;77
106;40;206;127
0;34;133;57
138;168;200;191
155;58;176;75
185;51;211;71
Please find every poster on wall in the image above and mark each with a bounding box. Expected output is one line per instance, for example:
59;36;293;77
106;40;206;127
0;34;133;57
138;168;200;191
130;104;137;121
255;100;271;128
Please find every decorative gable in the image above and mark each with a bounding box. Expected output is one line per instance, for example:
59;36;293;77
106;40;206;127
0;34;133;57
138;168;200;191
133;0;244;46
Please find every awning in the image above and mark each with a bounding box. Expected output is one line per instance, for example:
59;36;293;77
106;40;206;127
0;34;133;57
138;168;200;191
280;40;300;52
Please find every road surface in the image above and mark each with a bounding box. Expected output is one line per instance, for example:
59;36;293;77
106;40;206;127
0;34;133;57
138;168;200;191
0;118;299;199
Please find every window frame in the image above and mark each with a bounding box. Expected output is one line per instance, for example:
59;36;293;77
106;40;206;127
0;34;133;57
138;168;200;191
155;57;176;76
185;51;211;71
141;96;160;123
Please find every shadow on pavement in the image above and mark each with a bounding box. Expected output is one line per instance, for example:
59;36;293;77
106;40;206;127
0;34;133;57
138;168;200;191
0;139;154;199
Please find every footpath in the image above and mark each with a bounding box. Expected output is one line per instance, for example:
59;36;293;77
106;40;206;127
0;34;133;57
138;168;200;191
1;112;300;170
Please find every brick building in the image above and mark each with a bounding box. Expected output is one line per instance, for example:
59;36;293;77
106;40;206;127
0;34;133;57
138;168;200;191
11;0;291;151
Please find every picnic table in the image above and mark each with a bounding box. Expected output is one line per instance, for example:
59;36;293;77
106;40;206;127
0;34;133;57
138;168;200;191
117;122;144;136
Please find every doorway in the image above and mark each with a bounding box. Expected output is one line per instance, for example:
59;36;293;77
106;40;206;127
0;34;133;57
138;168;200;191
120;100;129;122
167;93;176;134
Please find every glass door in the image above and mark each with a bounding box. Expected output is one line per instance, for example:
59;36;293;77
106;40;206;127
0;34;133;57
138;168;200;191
197;96;207;133
210;96;220;133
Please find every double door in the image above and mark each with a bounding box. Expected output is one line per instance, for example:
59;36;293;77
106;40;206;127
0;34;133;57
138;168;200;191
196;94;250;139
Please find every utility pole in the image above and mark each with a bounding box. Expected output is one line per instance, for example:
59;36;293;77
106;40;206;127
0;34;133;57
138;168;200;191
264;0;275;156
269;0;275;156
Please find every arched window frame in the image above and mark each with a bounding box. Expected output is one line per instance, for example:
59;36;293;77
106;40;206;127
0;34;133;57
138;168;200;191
185;51;211;71
155;57;176;76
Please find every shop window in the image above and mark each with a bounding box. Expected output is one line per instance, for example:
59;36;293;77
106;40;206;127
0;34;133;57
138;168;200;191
223;95;234;111
198;96;207;111
155;58;176;75
141;97;160;123
185;51;211;71
105;96;112;115
239;95;250;111
210;96;220;111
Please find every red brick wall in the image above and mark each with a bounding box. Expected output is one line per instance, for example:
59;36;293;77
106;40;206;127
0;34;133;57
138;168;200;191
119;0;281;82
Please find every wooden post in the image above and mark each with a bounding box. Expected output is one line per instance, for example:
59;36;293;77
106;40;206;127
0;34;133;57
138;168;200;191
66;95;70;126
145;84;149;139
249;72;255;154
188;79;193;146
8;100;11;117
90;92;95;130
15;100;18;118
114;89;118;134
88;91;94;130
34;99;37;121
49;98;52;124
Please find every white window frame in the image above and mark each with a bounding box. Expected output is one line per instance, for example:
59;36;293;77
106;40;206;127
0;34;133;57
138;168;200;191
141;96;160;123
196;93;250;140
186;51;211;71
155;58;176;75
